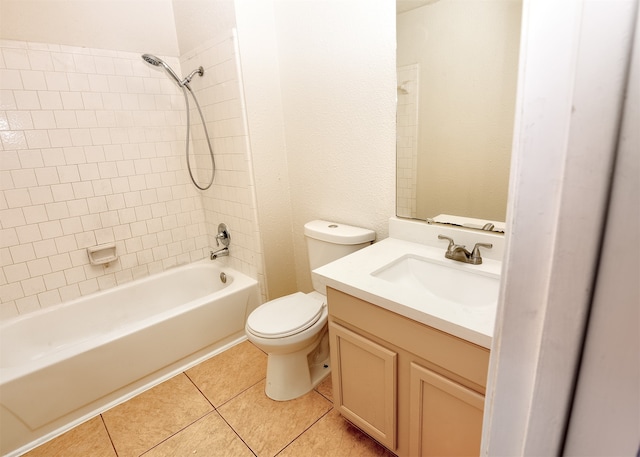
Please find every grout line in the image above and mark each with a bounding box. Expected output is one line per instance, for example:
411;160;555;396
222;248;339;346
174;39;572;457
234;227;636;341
273;406;335;457
179;349;260;455
215;409;258;457
215;376;266;408
313;380;334;404
137;410;219;457
183;366;267;410
183;370;217;410
99;414;120;457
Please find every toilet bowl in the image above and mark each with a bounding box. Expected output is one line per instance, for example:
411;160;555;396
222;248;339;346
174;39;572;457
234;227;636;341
245;220;375;401
246;291;329;401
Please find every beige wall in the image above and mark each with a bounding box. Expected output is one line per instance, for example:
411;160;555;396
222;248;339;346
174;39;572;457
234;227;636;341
397;0;521;222
235;0;396;297
273;0;397;292
0;0;179;56
234;0;296;300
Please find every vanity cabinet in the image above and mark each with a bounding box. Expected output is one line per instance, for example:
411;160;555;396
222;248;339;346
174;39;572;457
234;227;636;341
327;287;490;457
329;322;398;449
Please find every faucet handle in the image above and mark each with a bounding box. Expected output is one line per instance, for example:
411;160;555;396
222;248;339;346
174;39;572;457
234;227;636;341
438;235;455;250
215;223;230;247
470;242;493;264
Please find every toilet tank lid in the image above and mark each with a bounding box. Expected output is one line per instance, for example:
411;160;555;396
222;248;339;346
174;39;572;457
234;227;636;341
304;220;376;245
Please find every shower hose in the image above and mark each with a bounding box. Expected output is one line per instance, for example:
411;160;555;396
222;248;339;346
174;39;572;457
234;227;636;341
182;83;216;191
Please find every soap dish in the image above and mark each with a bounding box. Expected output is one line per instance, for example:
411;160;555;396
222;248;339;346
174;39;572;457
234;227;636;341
87;243;117;266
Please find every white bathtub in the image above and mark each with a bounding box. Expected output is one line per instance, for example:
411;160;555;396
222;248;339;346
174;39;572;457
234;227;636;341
0;260;259;456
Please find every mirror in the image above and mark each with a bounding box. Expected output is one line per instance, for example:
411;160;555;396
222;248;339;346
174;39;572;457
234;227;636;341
396;0;522;230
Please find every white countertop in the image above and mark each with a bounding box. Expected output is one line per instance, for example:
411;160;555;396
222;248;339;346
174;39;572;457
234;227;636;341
313;237;501;348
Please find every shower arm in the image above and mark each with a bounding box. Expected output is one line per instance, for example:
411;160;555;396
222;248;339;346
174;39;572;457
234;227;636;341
183;66;204;86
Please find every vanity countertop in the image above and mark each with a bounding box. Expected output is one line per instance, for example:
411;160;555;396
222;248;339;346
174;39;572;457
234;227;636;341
313;237;502;349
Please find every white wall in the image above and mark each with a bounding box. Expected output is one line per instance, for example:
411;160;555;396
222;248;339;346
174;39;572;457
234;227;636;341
0;0;179;56
172;0;237;55
272;0;397;292
234;0;297;300
235;0;396;297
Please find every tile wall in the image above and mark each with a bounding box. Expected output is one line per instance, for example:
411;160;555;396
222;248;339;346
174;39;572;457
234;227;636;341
180;33;265;295
396;64;419;219
0;34;264;320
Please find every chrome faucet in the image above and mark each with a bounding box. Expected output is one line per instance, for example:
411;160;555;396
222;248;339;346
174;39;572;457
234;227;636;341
211;223;231;260
210;247;229;260
438;235;492;265
215;223;230;248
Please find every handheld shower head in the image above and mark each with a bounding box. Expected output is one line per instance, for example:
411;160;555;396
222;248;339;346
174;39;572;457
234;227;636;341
141;53;162;66
141;53;183;86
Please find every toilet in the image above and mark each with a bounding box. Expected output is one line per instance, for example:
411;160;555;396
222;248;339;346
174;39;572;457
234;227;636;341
245;220;375;401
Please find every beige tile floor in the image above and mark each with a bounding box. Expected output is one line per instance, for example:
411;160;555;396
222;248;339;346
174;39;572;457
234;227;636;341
24;341;396;457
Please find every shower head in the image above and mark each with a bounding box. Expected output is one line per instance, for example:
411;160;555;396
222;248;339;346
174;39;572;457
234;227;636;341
141;53;162;66
141;53;183;86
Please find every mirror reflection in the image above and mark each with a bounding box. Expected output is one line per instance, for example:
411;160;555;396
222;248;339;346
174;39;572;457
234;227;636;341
396;0;522;227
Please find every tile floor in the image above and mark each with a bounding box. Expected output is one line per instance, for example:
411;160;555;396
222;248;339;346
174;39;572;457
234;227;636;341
24;341;396;457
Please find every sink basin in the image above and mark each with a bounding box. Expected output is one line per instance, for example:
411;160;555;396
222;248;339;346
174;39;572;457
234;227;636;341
371;254;500;308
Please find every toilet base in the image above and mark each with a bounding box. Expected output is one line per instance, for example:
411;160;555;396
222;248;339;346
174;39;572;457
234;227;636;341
264;331;331;401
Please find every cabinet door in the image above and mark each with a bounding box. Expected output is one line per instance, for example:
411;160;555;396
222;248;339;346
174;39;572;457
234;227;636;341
409;362;484;457
329;321;397;450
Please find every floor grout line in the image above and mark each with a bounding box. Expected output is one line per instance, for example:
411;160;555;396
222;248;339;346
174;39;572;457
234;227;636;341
183;370;218;409
181;366;263;456
273;406;335;457
215;406;259;457
99;414;120;457
137;410;219;457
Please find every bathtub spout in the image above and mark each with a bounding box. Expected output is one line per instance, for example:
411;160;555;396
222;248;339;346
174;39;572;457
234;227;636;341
210;247;229;260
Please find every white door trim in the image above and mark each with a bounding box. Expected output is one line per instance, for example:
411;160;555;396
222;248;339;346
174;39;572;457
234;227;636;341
482;1;638;455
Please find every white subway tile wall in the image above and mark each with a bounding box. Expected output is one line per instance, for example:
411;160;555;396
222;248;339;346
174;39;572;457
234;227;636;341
180;34;265;298
396;64;419;219
0;35;265;320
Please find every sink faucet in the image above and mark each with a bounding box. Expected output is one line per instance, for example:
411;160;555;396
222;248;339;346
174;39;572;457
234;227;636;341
438;235;492;265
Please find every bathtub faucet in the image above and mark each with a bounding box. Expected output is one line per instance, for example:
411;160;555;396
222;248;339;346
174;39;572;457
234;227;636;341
210;247;229;260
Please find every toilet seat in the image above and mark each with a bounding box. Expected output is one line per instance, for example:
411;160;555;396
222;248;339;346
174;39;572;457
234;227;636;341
247;292;326;339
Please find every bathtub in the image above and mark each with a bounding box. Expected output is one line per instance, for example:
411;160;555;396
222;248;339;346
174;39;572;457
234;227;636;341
0;260;259;456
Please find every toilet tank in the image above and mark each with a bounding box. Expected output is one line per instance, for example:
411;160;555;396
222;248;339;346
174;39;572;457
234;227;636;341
304;220;375;293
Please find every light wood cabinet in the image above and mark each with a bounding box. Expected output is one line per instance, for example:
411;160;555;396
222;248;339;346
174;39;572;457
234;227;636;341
409;362;484;456
327;287;490;457
329;322;397;449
